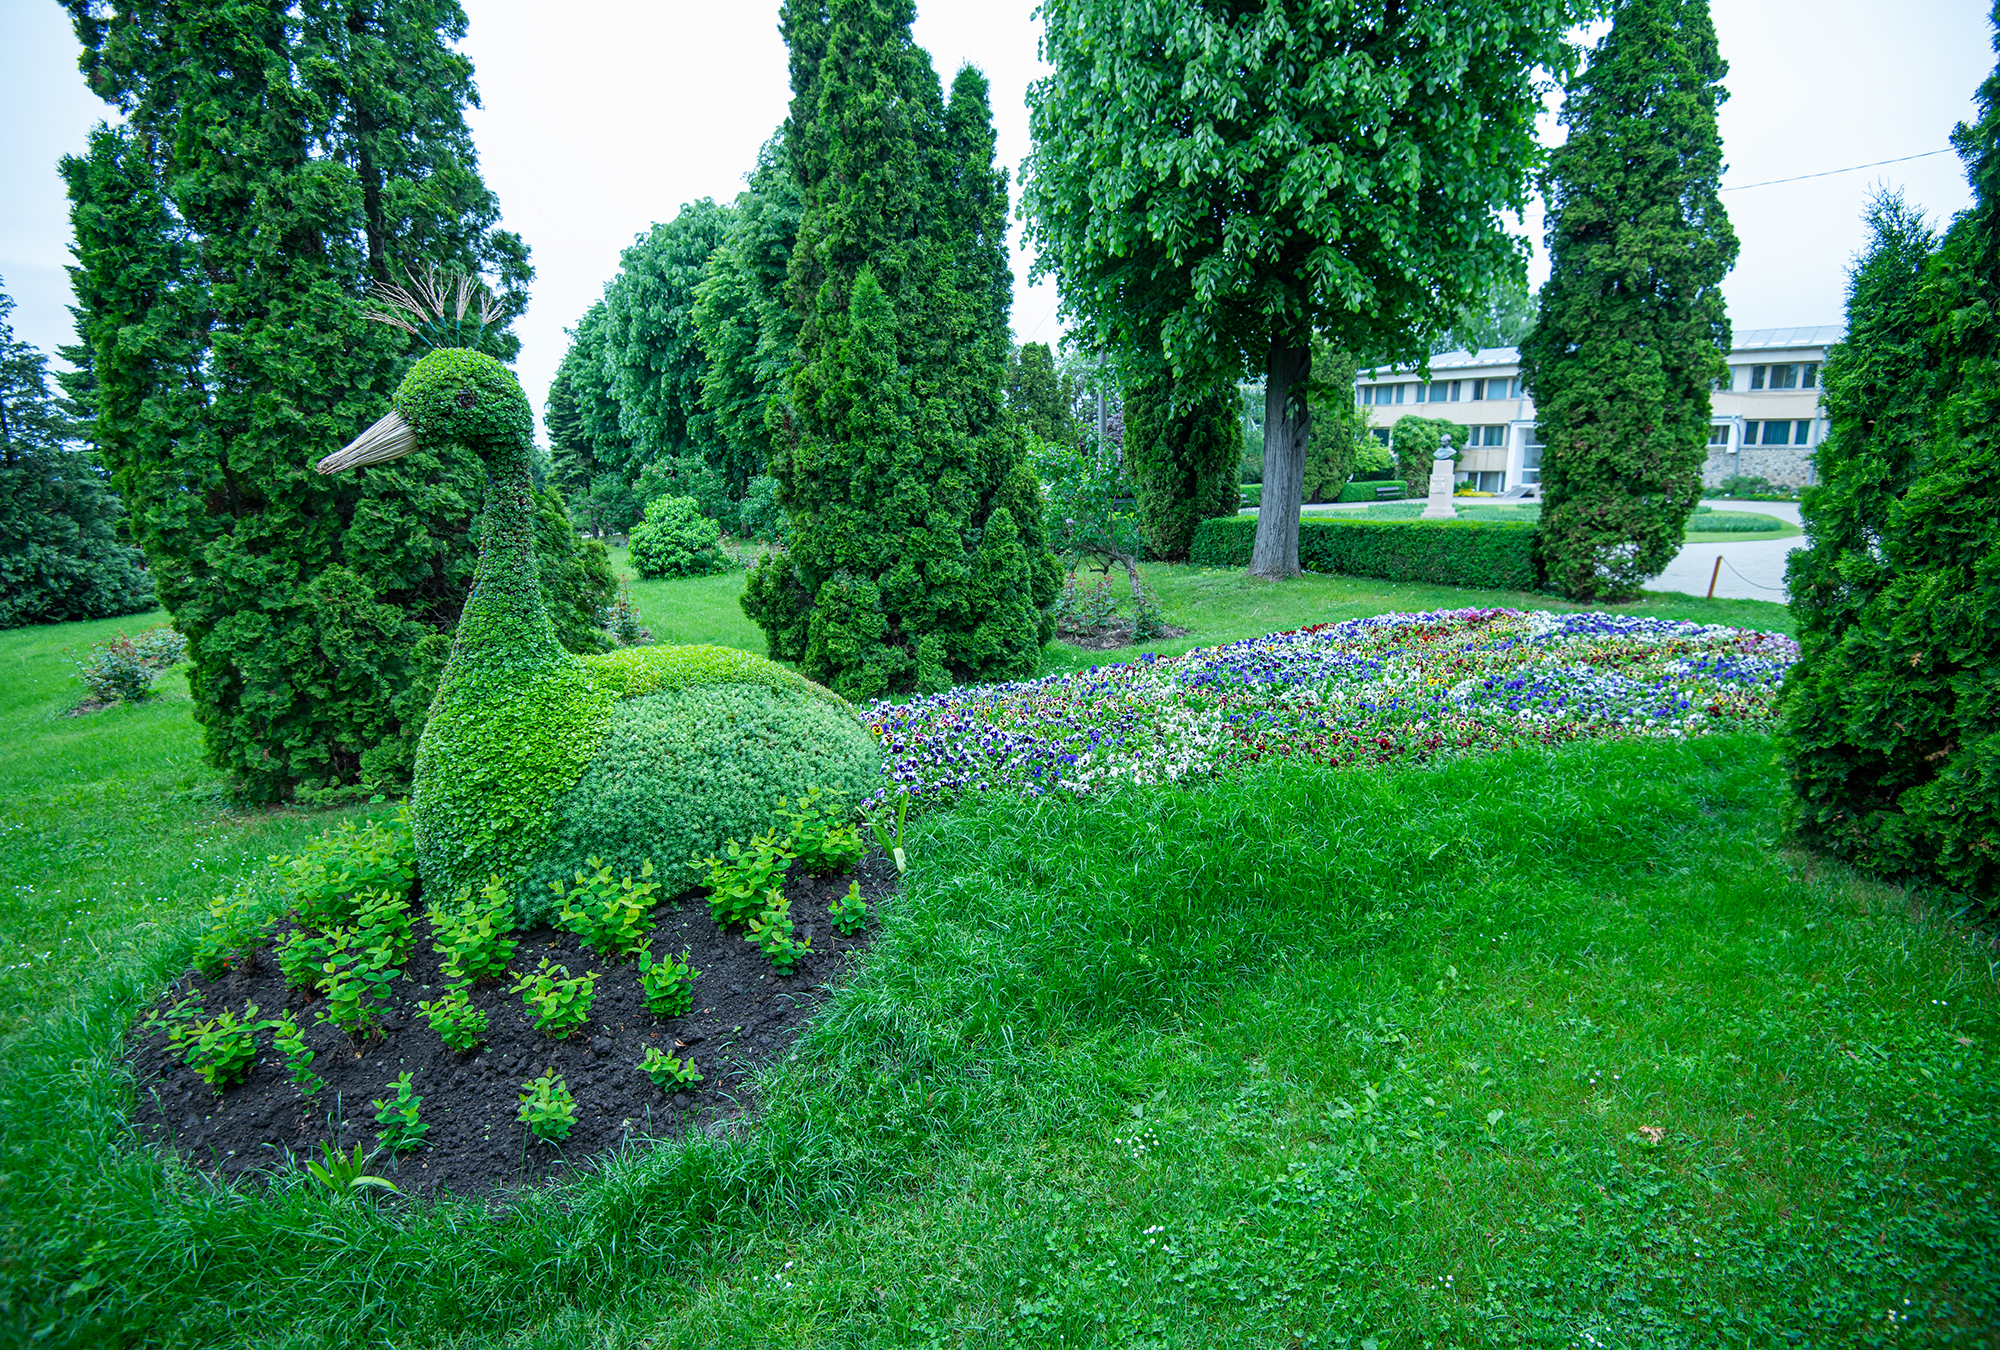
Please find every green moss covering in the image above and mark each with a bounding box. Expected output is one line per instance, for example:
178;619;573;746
522;681;883;923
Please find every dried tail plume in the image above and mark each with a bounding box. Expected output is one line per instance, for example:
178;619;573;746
366;266;502;351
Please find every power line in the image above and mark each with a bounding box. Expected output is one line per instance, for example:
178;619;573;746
1721;149;1954;192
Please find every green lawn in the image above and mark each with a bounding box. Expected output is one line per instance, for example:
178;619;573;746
1;572;1992;1348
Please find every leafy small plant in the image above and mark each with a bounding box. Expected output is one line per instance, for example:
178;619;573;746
271;1012;323;1096
371;1072;430;1152
417;986;489;1052
638;1045;703;1089
67;625;185;704
517;1069;578;1142
175;1003;264;1091
350;888;414;965
552;857;659;959
863;792;911;876
304;1141;398;1195
696;829;796;929
1130;582;1168;641
428;876;519;985
276;926;337;994
280;811;417;930
604;574;651;645
316;931;400;1038
636;947;699;1017
511;957;597;1039
190;888;270;978
829;881;869;935
781;787;866;876
745;895;810;972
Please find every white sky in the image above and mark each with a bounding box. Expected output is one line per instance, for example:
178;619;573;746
2;0;1991;437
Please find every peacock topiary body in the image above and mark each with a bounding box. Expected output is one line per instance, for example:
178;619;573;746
320;347;881;923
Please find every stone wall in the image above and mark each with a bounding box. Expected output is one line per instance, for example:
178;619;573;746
1703;442;1816;488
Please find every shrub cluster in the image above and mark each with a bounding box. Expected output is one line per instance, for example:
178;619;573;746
68;626;186;705
1189;516;1538;591
628;495;733;579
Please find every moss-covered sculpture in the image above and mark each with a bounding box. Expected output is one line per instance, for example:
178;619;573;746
318;347;881;923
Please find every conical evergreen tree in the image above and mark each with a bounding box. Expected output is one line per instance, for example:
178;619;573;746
62;0;600;801
744;0;1055;699
1780;17;2000;906
1517;0;1738;600
1124;370;1239;561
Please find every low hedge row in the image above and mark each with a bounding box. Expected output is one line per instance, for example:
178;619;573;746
1336;480;1406;503
1189;515;1540;590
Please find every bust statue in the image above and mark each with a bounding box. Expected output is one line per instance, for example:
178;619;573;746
1433;443;1457;460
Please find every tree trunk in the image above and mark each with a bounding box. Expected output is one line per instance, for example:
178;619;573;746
1250;333;1310;579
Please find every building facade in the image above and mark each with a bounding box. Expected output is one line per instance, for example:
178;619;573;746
1353;325;1841;491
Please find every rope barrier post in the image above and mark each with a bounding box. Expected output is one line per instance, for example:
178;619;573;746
1707;555;1722;600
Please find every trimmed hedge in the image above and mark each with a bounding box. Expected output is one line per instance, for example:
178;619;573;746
1336;480;1406;503
1190;515;1539;590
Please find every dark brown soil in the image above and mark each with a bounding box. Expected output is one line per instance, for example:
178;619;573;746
127;855;899;1198
1059;623;1193;652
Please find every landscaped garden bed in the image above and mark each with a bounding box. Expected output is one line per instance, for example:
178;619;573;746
126;818;898;1197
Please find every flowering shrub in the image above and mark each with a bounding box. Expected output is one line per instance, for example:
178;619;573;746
861;609;1797;807
68;625;186;703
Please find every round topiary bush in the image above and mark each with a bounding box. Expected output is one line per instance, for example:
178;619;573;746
629;495;732;579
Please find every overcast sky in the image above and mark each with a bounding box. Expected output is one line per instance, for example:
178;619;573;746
2;0;1990;438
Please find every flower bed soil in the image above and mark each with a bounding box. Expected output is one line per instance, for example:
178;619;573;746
127;855;898;1198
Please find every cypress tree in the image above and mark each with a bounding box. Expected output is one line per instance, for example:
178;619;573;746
0;280;154;626
1781;89;2000;905
1005;342;1080;444
1124;370;1238;561
62;0;597;801
1302;343;1369;503
744;1;1055;699
1517;0;1738;601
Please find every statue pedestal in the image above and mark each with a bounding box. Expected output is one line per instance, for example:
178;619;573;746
1419;458;1458;519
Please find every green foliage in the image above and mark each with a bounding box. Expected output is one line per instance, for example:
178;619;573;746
302;1141;398;1196
628;496;732;579
736;475;786;542
1303;344;1371;503
370;1072;429;1152
634;456;737;533
749;16;1057;697
511;957;597;1040
636;947;700;1018
698;828;797;930
0;281;154;627
348;888;414;966
1025;0;1584;577
276;928;336;995
1353;438;1395;477
270;1012;322;1096
1389;417;1468;500
279;813;417;932
170;1003;263;1092
637;1045;703;1089
780;786;865;876
693;136;803;498
1518;0;1738;601
745;893;810;971
188;886;268;979
1028;431;1143;572
604;201;736;473
1189;516;1540;591
427;876;519;985
547;303;632;500
58;0;584;802
603;576;651;646
534;485;617;657
317;932;400;1039
552;857;660;959
1123;371;1240;561
530;673;881;915
417;986;488;1052
828;880;868;935
65;626;184;705
1007;342;1081;443
1335;478;1406;503
516;1068;577;1142
1782;176;2000;905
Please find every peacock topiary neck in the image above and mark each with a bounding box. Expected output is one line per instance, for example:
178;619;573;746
456;441;564;675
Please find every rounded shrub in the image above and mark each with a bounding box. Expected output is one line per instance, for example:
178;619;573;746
526;679;883;922
629;495;731;579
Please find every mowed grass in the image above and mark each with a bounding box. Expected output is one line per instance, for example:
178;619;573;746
1;569;1992;1348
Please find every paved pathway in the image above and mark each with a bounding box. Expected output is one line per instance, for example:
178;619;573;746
1249;498;1807;603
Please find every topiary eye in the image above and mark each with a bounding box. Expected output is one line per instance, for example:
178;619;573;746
456;389;479;409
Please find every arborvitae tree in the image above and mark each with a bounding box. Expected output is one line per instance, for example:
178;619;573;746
744;1;1056;699
694;136;803;497
1517;0;1738;600
62;0;598;801
1781;170;2000;898
0;280;154;626
1303;343;1370;502
604;199;734;471
1026;0;1582;579
1005;342;1080;444
1124;370;1238;560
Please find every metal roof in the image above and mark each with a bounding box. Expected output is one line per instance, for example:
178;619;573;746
1731;325;1844;350
1354;326;1847;382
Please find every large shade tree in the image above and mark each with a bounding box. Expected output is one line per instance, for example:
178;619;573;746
1517;0;1737;600
1024;0;1586;578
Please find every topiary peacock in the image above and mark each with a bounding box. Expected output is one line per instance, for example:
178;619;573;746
319;327;881;924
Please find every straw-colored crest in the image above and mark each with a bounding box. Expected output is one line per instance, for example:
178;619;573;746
318;408;417;475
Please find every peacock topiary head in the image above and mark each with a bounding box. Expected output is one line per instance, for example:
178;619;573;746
318;347;533;476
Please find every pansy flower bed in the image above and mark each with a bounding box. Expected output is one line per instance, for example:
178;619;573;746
861;609;1798;806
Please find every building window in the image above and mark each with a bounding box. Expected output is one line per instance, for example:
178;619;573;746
1459;470;1505;492
1751;363;1808;390
1470;425;1506;446
1521;431;1543;484
1802;362;1819;388
1471;378;1516;400
1371;428;1391;444
1748;419;1810;446
1418;381;1461;403
1794;419;1812;445
1750;366;1764;390
1358;384;1406;405
1707;424;1730;446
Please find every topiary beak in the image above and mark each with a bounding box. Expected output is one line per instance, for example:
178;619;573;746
317;409;416;474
